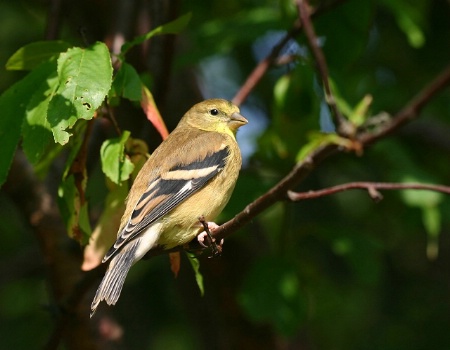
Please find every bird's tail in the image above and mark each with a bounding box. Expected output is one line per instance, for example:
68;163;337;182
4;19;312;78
90;239;140;317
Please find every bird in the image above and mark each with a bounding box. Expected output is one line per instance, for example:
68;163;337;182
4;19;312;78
90;99;248;317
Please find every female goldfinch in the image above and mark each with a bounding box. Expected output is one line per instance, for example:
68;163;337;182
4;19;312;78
91;99;247;316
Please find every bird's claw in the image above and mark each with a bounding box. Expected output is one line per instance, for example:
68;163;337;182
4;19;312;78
197;218;223;258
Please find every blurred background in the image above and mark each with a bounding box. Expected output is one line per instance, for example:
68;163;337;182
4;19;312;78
1;0;450;349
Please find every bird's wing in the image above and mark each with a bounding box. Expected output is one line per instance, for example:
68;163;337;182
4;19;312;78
103;141;230;262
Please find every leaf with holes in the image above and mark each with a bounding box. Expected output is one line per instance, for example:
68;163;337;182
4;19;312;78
48;42;113;145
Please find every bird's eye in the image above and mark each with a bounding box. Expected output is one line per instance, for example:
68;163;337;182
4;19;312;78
210;109;219;116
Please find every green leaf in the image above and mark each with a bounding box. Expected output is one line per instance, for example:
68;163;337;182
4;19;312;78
6;40;71;71
57;174;91;242
380;0;427;48
79;202;92;244
100;131;135;184
423;206;441;260
33;143;64;178
328;79;353;118
401;178;443;208
296;132;353;162
349;94;373;127
48;42;113;145
0;61;56;186
21;63;59;164
110;63;142;102
121;12;191;56
185;252;204;296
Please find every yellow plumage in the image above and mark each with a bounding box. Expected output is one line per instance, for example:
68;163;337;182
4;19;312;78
90;99;247;316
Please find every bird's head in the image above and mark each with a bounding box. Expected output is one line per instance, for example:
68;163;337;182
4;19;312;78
181;99;248;137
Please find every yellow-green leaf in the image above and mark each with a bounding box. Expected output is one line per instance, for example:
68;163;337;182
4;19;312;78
186;252;204;296
100;131;135;184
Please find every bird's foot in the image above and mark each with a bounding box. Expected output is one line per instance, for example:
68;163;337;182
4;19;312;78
197;216;223;258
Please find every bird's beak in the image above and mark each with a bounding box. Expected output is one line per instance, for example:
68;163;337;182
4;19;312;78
228;112;248;130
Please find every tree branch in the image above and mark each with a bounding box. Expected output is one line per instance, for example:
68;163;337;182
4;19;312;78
211;63;450;243
296;0;350;135
359;64;450;145
287;182;450;202
232;0;349;106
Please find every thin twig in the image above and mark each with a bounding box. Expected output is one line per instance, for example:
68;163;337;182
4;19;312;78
232;0;349;106
359;64;450;145
232;25;302;106
106;106;122;136
45;0;62;40
296;0;350;135
287;182;450;202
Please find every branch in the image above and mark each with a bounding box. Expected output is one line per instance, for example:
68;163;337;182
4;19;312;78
359;64;450;145
232;0;349;106
231;24;302;106
296;0;350;135
45;0;63;40
287;182;450;202
210;64;450;243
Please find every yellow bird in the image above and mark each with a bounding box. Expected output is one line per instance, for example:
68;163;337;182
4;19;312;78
91;99;248;316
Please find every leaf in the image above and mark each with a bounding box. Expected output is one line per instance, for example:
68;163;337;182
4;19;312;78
57;174;91;242
110;63;142;102
401;179;443;208
47;42;113;145
126;137;149;181
349;94;373;127
0;61;56;186
6;40;71;71
82;183;128;270
296;132;354;162
141;85;169;140
423;206;441;260
186;252;204;296
21;63;59;164
380;0;427;48
121;12;192;56
169;252;181;278
59;121;86;180
33;143;64;178
100;131;135;184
